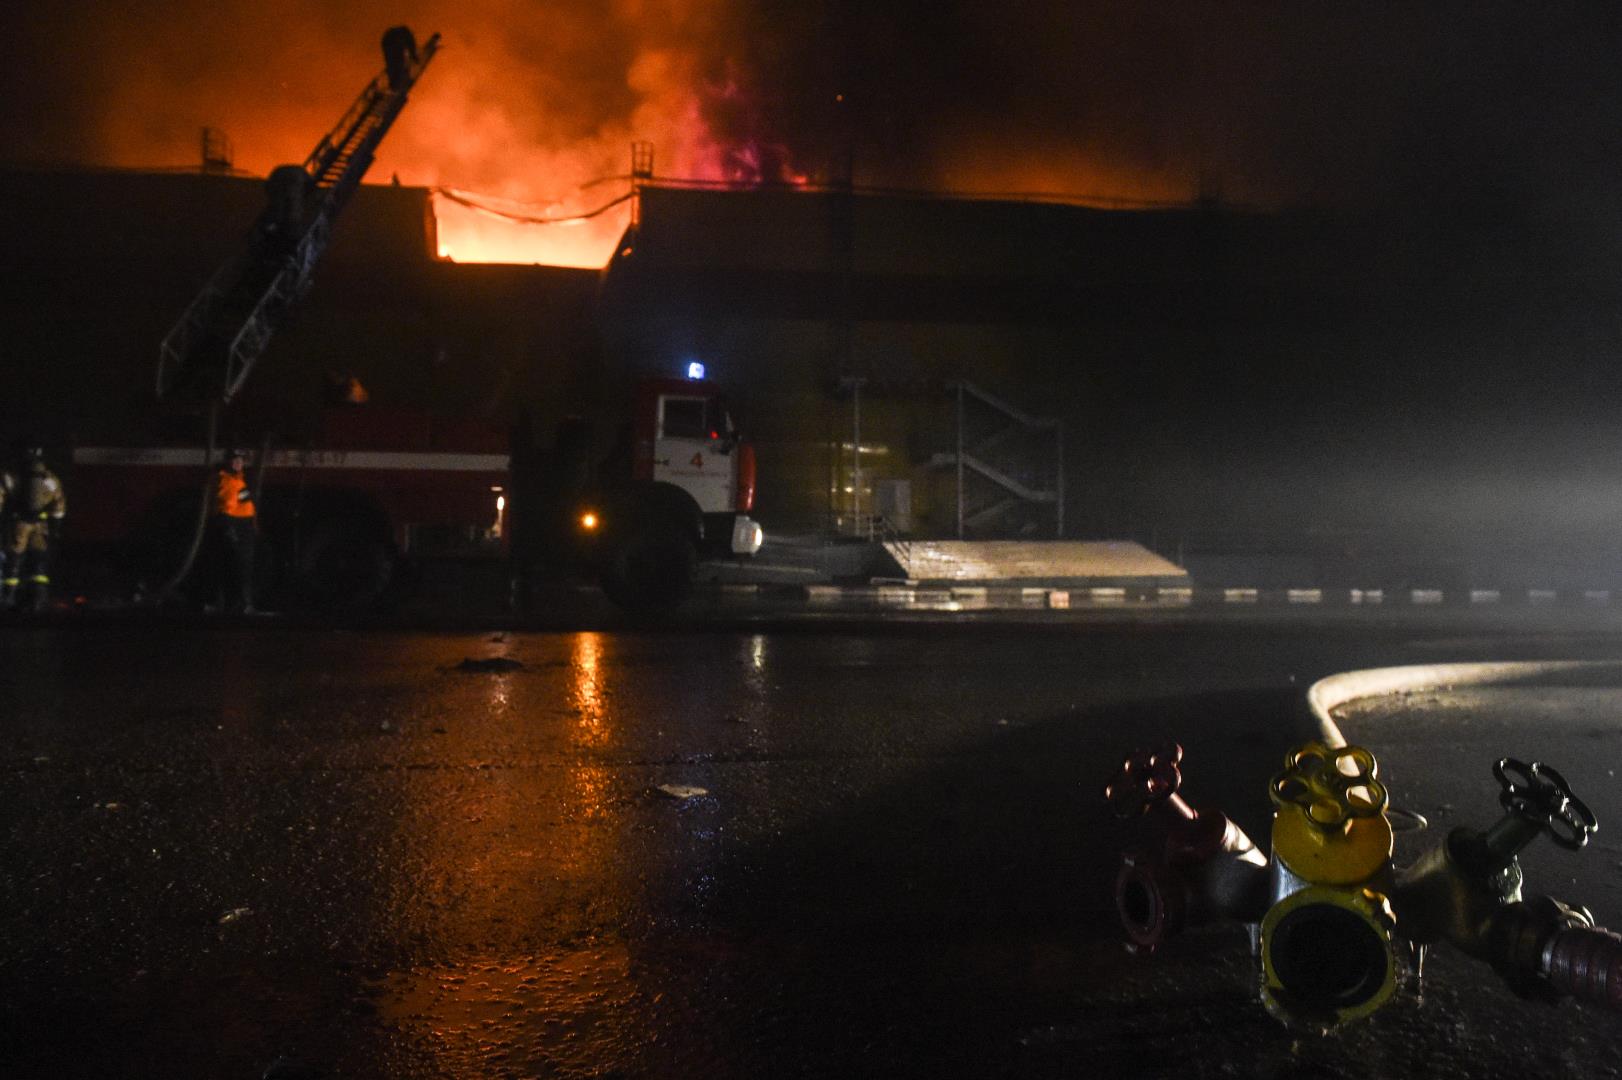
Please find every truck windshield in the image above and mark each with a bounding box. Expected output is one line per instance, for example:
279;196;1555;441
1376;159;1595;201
660;397;708;439
661;395;737;441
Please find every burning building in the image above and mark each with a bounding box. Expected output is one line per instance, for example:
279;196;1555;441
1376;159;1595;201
5;159;1622;589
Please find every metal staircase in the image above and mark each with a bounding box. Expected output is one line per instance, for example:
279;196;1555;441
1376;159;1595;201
930;380;1064;538
157;31;441;405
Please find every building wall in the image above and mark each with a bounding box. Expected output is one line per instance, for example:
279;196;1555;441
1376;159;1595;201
0;168;600;453
603;185;1622;560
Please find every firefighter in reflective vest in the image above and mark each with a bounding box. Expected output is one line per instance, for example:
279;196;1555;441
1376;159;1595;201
1;445;67;612
212;449;257;613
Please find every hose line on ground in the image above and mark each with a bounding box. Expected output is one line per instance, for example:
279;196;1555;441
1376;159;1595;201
153;402;219;604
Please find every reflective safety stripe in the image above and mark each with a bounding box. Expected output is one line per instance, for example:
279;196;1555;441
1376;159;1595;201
75;447;508;472
1;578;17;587
28;575;48;584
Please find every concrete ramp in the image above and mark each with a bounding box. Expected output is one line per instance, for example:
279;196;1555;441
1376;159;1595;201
884;540;1188;585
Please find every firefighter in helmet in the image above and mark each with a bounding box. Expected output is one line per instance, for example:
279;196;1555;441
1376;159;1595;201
381;25;419;91
211;448;258;614
1;444;67;612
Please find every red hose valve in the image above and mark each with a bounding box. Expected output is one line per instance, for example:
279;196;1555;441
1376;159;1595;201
1106;743;1269;953
1105;743;1195;822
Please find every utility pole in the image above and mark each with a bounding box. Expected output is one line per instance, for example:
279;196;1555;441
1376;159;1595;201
956;381;965;539
839;375;867;531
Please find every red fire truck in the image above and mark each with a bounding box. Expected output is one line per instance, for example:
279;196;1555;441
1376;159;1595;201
69;408;507;610
69;367;763;613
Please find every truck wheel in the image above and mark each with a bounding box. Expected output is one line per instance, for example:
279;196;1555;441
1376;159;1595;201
599;526;697;611
297;527;396;612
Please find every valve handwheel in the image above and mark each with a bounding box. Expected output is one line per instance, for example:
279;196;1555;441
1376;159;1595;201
1105;743;1189;821
1493;758;1597;851
1270;743;1389;827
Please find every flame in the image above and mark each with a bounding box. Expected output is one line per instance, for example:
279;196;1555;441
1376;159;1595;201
431;195;630;268
378;41;761;266
372;38;811;265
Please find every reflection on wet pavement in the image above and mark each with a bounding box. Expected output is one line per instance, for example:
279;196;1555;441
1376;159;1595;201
2;624;1621;1077
383;947;642;1077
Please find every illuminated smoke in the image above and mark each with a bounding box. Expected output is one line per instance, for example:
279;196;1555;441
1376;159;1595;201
1;3;1618;266
0;0;812;267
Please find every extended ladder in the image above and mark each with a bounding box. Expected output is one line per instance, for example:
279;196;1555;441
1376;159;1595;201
157;31;441;404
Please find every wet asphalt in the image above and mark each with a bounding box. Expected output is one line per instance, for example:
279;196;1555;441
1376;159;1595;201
1;612;1621;1078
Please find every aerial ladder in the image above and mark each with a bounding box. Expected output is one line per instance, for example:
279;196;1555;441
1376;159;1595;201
156;29;441;405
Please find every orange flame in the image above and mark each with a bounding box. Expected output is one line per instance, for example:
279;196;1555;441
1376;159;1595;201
377;42;758;266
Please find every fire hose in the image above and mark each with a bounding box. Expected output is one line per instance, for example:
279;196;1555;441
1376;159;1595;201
152;411;273;605
152;403;220;603
1106;741;1621;1030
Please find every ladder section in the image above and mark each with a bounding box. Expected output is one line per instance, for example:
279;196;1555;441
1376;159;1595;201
157;31;441;405
930;380;1065;538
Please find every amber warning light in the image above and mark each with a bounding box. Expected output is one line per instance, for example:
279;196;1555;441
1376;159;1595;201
580;511;600;531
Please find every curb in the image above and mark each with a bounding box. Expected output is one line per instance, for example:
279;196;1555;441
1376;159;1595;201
712;582;1622;612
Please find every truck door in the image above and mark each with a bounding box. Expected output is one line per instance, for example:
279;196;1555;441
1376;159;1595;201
652;393;733;512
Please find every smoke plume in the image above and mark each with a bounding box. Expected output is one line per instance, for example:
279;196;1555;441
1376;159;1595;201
2;2;1619;266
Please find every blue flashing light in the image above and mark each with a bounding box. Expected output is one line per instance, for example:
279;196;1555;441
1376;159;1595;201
686;361;706;381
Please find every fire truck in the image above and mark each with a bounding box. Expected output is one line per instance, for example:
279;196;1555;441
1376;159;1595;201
70;407;509;610
71;372;762;612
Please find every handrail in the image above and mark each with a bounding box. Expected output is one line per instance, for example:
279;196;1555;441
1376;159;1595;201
930;451;1058;504
955;380;1059;430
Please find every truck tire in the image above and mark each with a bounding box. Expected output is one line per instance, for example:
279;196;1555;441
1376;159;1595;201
599;524;697;611
296;525;396;612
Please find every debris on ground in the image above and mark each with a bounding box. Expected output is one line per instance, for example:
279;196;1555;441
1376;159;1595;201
454;657;525;673
218;907;254;925
261;1056;321;1080
653;784;709;800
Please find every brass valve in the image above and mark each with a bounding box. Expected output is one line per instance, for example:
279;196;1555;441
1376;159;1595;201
1393;755;1602;1000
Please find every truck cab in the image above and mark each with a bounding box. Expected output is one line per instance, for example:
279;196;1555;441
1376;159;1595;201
630;376;761;556
564;374;763;610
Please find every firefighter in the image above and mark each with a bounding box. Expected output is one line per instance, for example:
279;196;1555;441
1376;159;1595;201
1;445;67;612
381;26;419;91
259;164;310;255
211;449;258;614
